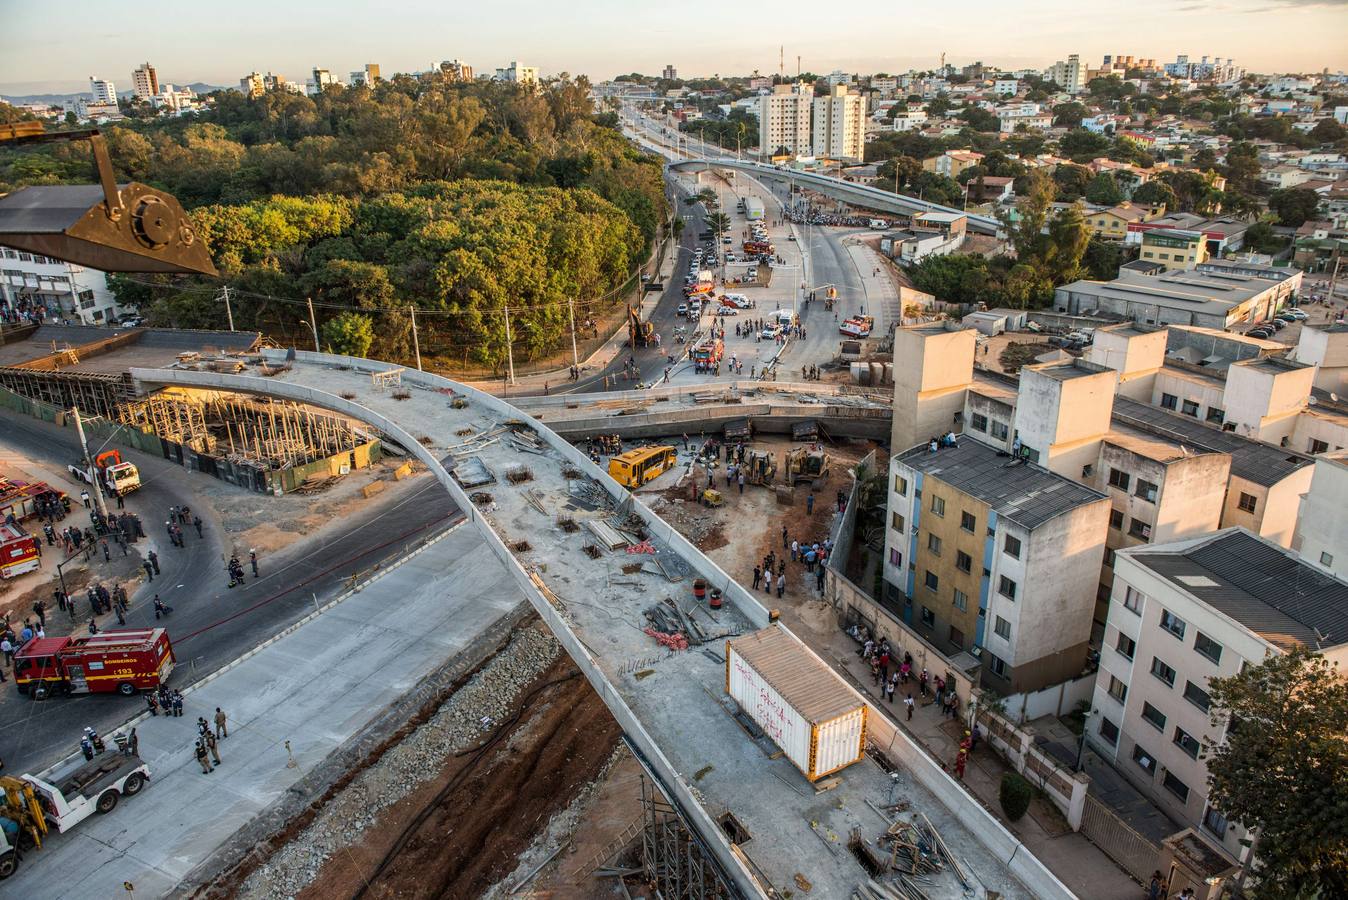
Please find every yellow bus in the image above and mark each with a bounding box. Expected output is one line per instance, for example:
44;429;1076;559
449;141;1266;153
608;445;679;488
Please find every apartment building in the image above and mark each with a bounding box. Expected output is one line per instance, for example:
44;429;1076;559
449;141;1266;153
1046;54;1087;92
439;59;474;82
1292;321;1348;392
349;64;382;87
884;439;1110;693
1083;203;1163;241
88;76;117;105
922;150;984;179
1140;230;1209;270
0;249;123;325
1293;450;1348;579
998;111;1052;133
494;62;538;86
1054;265;1302;330
757;82;813;157
889;323;976;452
239;72;265;98
309;68;336;95
812;85;866;160
131;63;158;101
1087;528;1348;860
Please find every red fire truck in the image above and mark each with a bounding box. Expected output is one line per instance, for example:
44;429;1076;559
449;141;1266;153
0;478;69;523
0;523;40;580
13;629;176;699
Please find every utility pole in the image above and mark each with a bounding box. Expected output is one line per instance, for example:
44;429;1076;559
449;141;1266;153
222;285;235;332
567;297;579;373
71;405;109;519
409;305;422;371
502;303;516;385
1328;256;1342;307
306;296;320;353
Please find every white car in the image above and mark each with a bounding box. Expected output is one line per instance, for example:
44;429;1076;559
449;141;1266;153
759;326;780;339
677;303;689;316
723;294;754;309
715;307;737;316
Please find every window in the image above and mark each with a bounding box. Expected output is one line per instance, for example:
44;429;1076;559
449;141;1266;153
1181;399;1200;417
948;625;965;648
953;588;968;611
1124;586;1145;614
1203;805;1229;838
970;413;988;432
1107;675;1128;704
960;511;976;533
1105;548;1116;567
1237;492;1257;514
1129;518;1152;541
1310;438;1329;454
987;653;1008;678
1099;716;1120;746
1108;468;1132;491
1132;743;1157;776
894;475;908;495
889;548;903;568
1322;551;1335;568
892;512;906;533
920;605;936;626
956;550;972;574
994;616;1011;639
1116;632;1136;660
931;496;945;516
1194;632;1223;664
998;576;1017;600
1162;770;1190;802
1160;393;1178;411
1206;406;1225;425
1109;509;1124;530
1003;534;1022;559
1160;610;1187;640
1141;702;1167;731
1173;727;1201;759
1134;479;1158;503
1184;681;1212;713
927;533;943;555
924;570;939;592
1151;656;1177;687
990;420;1009;440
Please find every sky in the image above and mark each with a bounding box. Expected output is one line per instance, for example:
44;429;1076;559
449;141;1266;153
3;0;1347;95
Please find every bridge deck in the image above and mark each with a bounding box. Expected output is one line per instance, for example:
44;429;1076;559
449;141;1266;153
133;353;1041;900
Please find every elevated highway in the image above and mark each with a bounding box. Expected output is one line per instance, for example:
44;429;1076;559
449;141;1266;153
131;351;1070;900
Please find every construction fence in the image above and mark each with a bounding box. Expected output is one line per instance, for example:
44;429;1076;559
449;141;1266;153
1080;793;1163;884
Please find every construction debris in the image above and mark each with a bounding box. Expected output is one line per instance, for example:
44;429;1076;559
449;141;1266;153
584;519;628;551
557;516;579;533
450;457;494;488
581;544;602;559
505;465;533;485
469;491;494;506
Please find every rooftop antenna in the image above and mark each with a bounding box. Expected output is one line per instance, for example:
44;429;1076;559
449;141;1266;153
797;56;801;78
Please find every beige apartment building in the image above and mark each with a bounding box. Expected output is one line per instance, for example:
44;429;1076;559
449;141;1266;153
758;82;813;157
1088;528;1348;861
812;84;866;160
1294;450;1348;579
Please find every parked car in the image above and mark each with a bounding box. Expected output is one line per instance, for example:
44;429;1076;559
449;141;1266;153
1271;319;1287;330
1247;327;1274;339
715;308;737;316
760;326;780;340
677;303;689;316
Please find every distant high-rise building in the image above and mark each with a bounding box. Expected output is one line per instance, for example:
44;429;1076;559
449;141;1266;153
88;76;117;104
494;62;539;86
349;63;381;87
131;62;158;101
1045;54;1086;92
440;59;474;81
309;67;336;95
662;64;677;81
812;84;865;160
240;72;265;98
757;81;813;158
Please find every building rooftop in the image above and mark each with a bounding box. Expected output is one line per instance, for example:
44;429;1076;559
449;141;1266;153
1111;397;1312;486
1131;528;1348;651
0;326;260;373
897;438;1107;529
1058;268;1282;319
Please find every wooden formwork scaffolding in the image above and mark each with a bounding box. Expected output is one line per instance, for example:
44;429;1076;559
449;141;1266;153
0;366;131;419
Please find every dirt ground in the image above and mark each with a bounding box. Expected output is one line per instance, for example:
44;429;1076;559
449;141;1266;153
297;653;623;900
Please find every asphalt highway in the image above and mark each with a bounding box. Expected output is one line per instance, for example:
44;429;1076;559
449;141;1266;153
0;411;458;773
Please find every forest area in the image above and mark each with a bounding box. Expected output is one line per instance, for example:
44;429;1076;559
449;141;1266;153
0;74;668;370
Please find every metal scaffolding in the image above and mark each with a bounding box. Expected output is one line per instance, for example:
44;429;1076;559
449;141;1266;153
639;770;735;900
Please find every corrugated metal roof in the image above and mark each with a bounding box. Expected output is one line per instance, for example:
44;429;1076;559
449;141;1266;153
1111;397;1312;487
729;627;862;724
1132;529;1348;651
898;439;1107;529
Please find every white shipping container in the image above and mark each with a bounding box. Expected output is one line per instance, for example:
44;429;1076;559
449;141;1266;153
726;627;866;781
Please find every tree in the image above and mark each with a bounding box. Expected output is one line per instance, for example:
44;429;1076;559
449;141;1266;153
1043;202;1092;284
1243;220;1285;255
1084;173;1125;205
877;155;923;192
1204;647;1348;896
1052;164;1092;200
1007;170;1055;263
1052;102;1090;128
908;254;991;305
1268;188;1322;228
1083;236;1126;280
1131;180;1177;210
1310;117;1346;143
960;106;1000;133
1058;129;1112;160
321;311;375;357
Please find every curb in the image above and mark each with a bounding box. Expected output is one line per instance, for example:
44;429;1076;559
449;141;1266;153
36;522;463;779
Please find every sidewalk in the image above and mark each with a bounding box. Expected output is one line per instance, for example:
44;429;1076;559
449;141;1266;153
844;240;901;335
6;524;524;899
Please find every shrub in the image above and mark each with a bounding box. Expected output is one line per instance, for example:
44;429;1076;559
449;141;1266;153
999;772;1033;822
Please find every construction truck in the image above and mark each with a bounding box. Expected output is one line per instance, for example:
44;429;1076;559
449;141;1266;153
744;449;777;486
626;304;656;348
784;447;830;486
0;754;153;879
67;450;139;497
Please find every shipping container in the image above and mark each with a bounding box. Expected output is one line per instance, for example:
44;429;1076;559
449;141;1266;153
725;627;866;781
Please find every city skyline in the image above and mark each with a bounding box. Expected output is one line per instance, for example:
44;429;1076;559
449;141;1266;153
4;0;1348;95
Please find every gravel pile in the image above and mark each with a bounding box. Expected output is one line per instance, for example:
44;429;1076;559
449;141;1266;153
236;624;562;900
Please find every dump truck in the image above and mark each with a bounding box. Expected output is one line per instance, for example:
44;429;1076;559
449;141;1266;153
67;450;139;497
784;447;830;485
14;628;176;698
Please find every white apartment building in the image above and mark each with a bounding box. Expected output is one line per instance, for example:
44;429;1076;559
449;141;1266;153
1046;54;1086;93
870;76;899;96
0;249;123;325
1294;450;1348;579
151;84;198;113
309;67;336;95
349;64;381;87
131;62;158;101
812;84;865;160
998;111;1052;133
494;62;538;86
1087;528;1348;860
240;72;265;98
88;76;117;105
826;70;854;87
757;82;813;157
889;109;928;132
993;79;1020;96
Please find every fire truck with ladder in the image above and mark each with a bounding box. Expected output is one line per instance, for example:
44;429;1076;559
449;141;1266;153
13;628;175;699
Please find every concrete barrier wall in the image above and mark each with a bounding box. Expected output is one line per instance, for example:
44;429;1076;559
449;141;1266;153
130;356;767;898
533;404;890;442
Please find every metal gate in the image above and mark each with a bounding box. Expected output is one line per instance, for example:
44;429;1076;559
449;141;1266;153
1080;793;1162;883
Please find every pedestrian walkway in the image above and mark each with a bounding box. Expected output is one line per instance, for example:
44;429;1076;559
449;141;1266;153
6;524;523;899
845;241;901;335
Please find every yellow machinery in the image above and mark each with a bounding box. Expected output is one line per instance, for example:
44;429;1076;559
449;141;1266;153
745;449;777;486
701;488;724;507
608;445;678;488
784;448;830;485
1;774;48;851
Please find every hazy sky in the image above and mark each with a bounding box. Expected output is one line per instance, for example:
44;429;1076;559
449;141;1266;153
3;0;1346;94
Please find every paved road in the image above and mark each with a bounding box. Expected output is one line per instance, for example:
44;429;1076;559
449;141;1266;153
0;411;458;773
